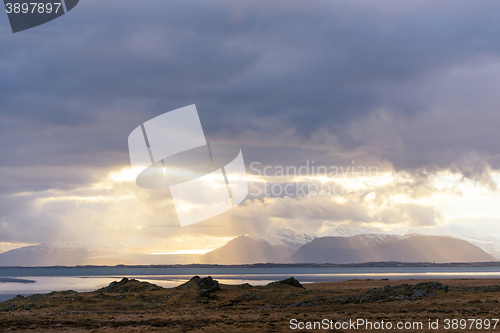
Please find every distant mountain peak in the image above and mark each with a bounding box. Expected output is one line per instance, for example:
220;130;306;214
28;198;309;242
248;228;315;249
318;226;386;237
0;242;129;267
289;234;495;264
404;224;500;259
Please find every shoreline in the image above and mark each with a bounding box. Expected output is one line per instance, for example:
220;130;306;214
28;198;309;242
2;261;500;269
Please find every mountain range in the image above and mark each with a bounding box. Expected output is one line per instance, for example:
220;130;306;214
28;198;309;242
0;226;498;266
204;229;314;264
404;224;500;259
288;234;495;263
0;243;122;266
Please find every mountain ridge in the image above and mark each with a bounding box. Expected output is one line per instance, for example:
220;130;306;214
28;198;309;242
1;227;498;266
288;234;495;264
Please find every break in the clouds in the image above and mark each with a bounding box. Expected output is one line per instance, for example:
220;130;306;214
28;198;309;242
2;0;500;248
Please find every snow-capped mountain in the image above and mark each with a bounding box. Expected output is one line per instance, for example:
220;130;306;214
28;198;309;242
404;224;500;259
0;243;127;266
4;224;500;266
204;227;403;264
289;234;495;263
205;224;500;264
249;228;315;250
319;226;385;237
204;229;314;264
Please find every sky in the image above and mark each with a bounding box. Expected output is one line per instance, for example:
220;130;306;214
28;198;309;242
2;0;500;254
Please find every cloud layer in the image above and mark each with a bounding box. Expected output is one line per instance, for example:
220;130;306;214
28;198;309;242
2;0;500;247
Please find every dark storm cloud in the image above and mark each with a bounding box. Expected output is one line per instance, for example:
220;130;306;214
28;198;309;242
1;0;500;192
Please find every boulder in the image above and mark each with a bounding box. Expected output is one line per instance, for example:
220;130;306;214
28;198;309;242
267;277;304;288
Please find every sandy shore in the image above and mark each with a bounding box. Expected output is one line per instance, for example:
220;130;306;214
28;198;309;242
2;277;500;332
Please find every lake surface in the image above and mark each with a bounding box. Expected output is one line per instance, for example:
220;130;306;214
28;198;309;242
2;266;500;302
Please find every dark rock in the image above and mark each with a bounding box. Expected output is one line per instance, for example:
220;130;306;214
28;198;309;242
287;301;306;308
308;296;327;303
199;276;221;292
99;277;160;293
183;276;221;292
468;285;500;293
239;292;261;300
415;281;448;292
181;276;221;297
267;277;304;288
1;304;18;311
286;296;328;308
330;281;448;304
411;289;428;298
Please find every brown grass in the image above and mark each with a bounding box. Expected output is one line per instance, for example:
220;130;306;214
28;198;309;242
2;277;500;332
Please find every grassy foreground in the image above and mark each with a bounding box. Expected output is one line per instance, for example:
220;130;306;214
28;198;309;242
2;276;500;332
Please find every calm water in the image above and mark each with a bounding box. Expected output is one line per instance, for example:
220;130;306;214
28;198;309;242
2;266;500;301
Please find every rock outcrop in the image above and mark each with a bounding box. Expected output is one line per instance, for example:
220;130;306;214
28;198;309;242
332;281;448;304
267;277;304;288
